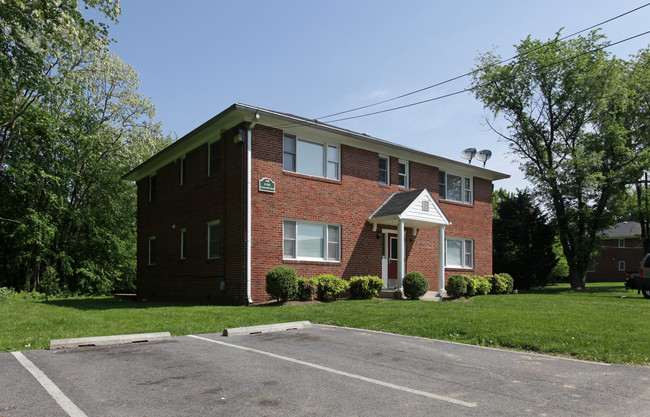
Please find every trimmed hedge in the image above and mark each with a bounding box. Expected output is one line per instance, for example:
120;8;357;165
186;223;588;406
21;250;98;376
265;266;298;301
497;273;515;294
314;274;349;301
349;275;383;299
402;271;428;300
296;277;315;301
446;275;467;298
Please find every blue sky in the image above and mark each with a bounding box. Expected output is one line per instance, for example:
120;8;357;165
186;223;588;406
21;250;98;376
99;1;650;192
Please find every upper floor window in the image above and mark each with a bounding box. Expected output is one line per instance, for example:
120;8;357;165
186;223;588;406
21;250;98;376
283;134;339;180
398;160;409;188
283;220;340;261
618;239;625;248
378;155;389;185
445;237;473;268
207;220;221;259
180;156;186;186
148;174;157;202
209;142;221;176
439;171;472;204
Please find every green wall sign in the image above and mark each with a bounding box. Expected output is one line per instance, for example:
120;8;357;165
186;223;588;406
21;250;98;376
259;177;276;193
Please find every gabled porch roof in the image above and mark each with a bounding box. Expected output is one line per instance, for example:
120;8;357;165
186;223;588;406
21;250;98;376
368;189;450;230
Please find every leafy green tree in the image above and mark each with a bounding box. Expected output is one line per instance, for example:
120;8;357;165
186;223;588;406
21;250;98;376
0;3;170;294
473;31;650;289
492;189;557;290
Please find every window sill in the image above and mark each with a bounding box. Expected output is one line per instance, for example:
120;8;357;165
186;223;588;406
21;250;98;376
445;267;474;271
283;171;341;184
439;199;473;208
283;259;341;265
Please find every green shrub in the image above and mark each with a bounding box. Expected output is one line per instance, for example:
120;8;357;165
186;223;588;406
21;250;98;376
0;287;13;305
41;266;60;300
296;277;315;301
488;274;508;294
446;275;467;298
465;275;478;296
474;276;492;295
314;274;348;301
497;273;515;294
402;271;429;300
265;266;298;301
349;275;383;299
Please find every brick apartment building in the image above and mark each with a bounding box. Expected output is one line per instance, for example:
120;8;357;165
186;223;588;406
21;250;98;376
124;103;509;305
587;221;645;282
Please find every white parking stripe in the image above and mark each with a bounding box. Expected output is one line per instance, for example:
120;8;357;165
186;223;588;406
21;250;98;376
11;352;88;417
188;334;477;408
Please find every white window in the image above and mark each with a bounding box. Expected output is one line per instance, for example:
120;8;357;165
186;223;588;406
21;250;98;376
378;155;389;185
618;239;625;248
283;220;340;261
208;142;220;176
148;174;157;202
398;160;409;188
439;171;472;204
445;238;473;268
180;156;186;186
148;236;156;265
207;220;221;259
180;228;187;259
618;261;625;271
283;134;339;180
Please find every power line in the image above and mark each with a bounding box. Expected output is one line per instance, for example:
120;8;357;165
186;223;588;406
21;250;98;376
323;29;650;123
318;2;650;121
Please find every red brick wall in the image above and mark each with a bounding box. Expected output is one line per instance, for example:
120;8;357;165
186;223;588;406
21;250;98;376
135;122;496;304
587;237;644;282
249;125;494;301
136;125;246;304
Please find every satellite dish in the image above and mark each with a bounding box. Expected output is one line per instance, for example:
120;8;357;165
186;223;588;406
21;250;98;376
475;149;492;167
460;148;477;164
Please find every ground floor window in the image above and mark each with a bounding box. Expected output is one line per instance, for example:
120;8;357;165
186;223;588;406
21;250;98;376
148;236;156;265
445;237;473;268
207;220;221;259
283;220;340;261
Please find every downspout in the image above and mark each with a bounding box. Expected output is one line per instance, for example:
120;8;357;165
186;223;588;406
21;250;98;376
246;112;259;304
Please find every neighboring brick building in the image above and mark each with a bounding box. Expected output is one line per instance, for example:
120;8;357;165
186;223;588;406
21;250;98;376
587;221;645;282
124;104;509;304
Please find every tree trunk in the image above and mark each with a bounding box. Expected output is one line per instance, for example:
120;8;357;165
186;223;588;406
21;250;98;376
569;268;586;290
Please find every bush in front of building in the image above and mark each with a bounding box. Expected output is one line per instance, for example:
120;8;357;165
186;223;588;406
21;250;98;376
446;274;468;298
488;274;508;294
496;273;515;294
296;277;315;301
402;271;429;300
349;275;384;299
266;266;298;301
314;274;348;301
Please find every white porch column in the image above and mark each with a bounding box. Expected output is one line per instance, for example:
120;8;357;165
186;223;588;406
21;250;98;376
397;218;405;289
438;226;446;296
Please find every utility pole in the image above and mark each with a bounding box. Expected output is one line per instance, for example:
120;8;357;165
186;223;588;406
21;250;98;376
638;171;650;254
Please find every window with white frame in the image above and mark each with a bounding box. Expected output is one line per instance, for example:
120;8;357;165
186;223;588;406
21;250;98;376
445;238;473;268
180;156;186;186
398;160;409;188
618;239;625;248
439;171;472;204
207;220;221;259
378;155;389;185
283;134;339;180
180;228;187;259
618;261;625;271
283;220;340;261
148;174;157;202
148;236;156;265
208;142;221;176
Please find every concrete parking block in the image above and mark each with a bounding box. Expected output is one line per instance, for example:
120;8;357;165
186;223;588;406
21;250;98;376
49;332;171;350
223;321;311;336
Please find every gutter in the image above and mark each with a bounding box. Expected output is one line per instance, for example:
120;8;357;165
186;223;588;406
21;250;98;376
246;112;260;304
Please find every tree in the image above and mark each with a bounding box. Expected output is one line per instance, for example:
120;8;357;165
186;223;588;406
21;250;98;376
473;31;650;289
492;189;557;290
0;3;170;293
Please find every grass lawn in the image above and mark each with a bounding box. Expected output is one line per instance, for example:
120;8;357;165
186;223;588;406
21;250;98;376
1;282;649;365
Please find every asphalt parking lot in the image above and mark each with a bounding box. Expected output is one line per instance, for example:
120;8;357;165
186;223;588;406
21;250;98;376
2;324;649;417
